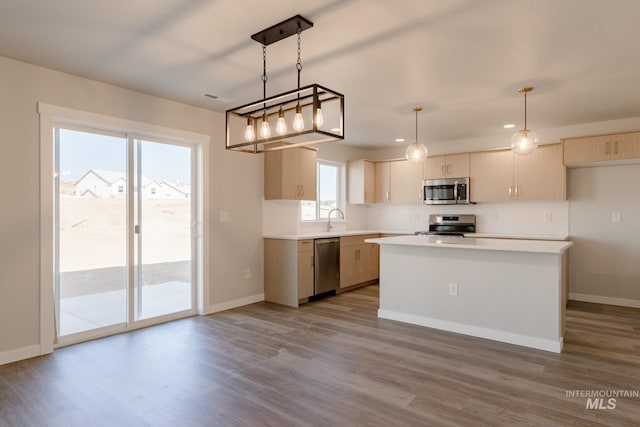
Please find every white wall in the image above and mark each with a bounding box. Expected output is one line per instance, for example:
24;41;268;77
0;56;264;360
568;164;640;306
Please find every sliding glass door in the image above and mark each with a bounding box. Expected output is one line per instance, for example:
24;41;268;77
55;128;197;340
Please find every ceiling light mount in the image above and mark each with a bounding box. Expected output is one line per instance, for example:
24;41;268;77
510;86;539;155
227;15;344;153
405;107;428;163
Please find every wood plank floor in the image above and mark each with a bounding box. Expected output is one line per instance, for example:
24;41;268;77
1;285;639;426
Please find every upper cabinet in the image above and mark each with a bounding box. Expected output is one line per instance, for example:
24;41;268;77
348;159;375;204
374;160;423;204
264;146;317;200
470;144;566;202
563;132;640;165
423;153;470;179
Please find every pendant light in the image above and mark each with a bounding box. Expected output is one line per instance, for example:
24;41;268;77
225;15;344;153
510;87;539;155
405;107;428;163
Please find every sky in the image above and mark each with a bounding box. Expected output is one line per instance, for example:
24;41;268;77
58;128;191;183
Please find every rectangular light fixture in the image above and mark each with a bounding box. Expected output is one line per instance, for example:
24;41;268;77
225;15;345;153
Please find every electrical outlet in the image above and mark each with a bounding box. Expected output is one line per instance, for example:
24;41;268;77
544;212;553;223
491;211;498;221
244;269;251;280
449;282;458;296
611;212;621;223
220;211;230;222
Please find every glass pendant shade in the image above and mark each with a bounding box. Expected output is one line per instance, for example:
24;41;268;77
405;106;428;163
276;108;287;135
511;87;538;155
406;141;428;163
510;129;539;155
244;118;255;142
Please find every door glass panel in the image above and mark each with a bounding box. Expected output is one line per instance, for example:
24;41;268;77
135;139;193;320
56;129;127;336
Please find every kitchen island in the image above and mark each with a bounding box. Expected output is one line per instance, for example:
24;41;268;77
366;235;573;353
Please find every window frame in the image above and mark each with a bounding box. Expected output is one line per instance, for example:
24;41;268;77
301;159;346;222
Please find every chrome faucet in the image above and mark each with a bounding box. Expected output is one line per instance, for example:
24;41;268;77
326;208;345;232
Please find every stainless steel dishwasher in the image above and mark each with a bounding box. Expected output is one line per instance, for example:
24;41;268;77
314;238;340;295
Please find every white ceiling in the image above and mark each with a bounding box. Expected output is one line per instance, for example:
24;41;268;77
2;0;640;149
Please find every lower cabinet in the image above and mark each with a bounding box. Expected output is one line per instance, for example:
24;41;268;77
264;235;380;307
340;234;380;288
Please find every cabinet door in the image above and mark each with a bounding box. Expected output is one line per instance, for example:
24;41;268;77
297;147;317;201
423;155;446;179
374;161;391;203
364;160;375;203
470;150;513;202
339;245;359;288
297;248;314;299
361;242;379;283
389;160;423;204
563;135;610;164
620;132;640;160
445;153;470;178
513;144;566;201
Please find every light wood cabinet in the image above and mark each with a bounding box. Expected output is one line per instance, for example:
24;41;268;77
424;153;470;179
340;234;379;288
374;161;391;203
563;131;640;164
264;146;317;200
470;144;566;202
348;159;375;204
374;160;423;205
297;240;314;299
264;239;314;307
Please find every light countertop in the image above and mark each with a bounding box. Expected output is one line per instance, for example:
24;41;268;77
365;235;573;254
264;230;569;241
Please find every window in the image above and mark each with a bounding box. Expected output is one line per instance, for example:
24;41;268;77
117;184;124;193
301;160;345;221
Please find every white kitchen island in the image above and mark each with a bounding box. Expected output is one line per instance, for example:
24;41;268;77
366;235;573;353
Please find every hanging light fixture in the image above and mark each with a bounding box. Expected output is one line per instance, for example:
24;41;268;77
510;87;539;155
405;107;428;163
226;15;344;153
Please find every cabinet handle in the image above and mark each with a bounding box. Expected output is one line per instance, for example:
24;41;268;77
605;142;609;155
310;255;314;267
446;164;451;174
515;186;519;197
508;186;512;197
441;165;445;175
614;140;619;154
386;191;390;201
299;185;304;198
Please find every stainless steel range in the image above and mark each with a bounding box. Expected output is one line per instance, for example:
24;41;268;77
415;214;476;237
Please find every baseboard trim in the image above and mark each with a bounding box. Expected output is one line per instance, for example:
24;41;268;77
569;293;640;308
204;293;264;315
378;309;562;353
0;345;42;366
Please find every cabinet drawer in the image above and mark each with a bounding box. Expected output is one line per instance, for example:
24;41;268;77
340;234;379;247
298;239;313;252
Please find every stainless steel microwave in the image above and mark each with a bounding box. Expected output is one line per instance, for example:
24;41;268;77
423;177;470;205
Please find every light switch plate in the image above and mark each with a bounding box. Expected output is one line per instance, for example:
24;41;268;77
220;211;230;222
611;212;621;223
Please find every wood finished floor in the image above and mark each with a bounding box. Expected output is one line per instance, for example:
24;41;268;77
1;285;639;427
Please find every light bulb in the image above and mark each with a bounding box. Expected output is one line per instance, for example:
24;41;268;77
315;106;323;127
510;129;538;155
260;112;271;139
276;108;287;135
244;118;255;142
405;142;428;163
293;103;304;132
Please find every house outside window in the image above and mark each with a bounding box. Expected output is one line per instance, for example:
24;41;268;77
301;160;345;221
117;184;124;193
